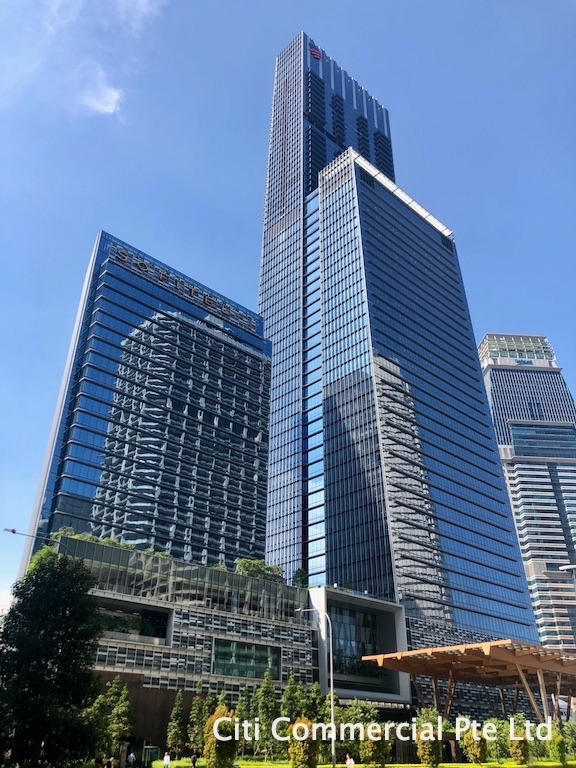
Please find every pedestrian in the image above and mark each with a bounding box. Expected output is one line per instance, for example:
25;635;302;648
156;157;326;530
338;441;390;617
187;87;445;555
346;753;355;768
127;752;136;768
191;753;197;768
163;752;171;768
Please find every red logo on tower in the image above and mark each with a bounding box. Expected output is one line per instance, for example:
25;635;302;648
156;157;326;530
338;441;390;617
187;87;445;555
309;46;322;60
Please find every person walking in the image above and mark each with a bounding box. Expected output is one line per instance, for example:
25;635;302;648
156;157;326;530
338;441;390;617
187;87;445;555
346;753;355;768
163;752;171;768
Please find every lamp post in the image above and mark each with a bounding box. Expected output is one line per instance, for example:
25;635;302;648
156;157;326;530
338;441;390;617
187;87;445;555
3;528;74;557
296;606;336;768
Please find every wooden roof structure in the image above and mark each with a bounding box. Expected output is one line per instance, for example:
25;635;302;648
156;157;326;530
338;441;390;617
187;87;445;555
363;639;576;722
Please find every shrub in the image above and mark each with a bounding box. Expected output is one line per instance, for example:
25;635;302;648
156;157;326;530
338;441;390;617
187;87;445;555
288;717;319;768
415;708;441;768
483;718;509;763
359;728;391;768
460;725;487;764
507;714;529;765
548;720;567;766
204;704;237;768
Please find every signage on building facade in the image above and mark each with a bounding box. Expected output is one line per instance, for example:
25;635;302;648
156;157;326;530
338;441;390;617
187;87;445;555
109;244;257;333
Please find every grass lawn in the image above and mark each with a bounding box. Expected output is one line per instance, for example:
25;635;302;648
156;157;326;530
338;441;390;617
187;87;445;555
151;762;348;768
152;762;576;768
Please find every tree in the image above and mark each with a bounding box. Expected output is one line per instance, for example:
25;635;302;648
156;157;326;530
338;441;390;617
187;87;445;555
0;547;103;767
483;718;509;763
281;673;306;722
460;720;487;764
288;717;318;768
188;683;207;755
563;720;576;759
107;677;133;757
204;704;237;768
548;720;567;766
235;558;285;583
415;708;442;768
256;668;280;759
292;569;309;588
508;714;529;765
303;681;324;722
337;699;378;762
167;690;187;758
359;732;391;768
85;675;133;758
235;686;253;756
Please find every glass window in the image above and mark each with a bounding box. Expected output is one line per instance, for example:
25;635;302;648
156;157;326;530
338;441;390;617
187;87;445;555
212;639;281;679
308;521;325;540
308;554;326;574
308;489;325;508
306;458;324;476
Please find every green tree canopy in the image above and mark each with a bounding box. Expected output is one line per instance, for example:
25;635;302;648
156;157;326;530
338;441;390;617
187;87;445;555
107;676;133;756
288;717;318;768
0;547;103;767
188;683;207;755
166;690;187;758
204;704;237;768
415;708;442;768
281;673;307;722
85;674;133;758
292;569;309;588
235;559;285;583
256;668;280;759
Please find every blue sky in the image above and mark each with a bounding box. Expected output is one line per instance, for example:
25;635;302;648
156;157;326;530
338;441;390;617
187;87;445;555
1;0;575;604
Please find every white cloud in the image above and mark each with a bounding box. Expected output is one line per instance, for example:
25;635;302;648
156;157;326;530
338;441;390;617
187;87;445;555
0;0;168;113
108;0;168;36
79;62;123;114
44;0;85;31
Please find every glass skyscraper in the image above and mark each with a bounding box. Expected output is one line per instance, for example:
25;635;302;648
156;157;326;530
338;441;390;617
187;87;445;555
480;334;576;650
25;231;271;569
259;32;538;647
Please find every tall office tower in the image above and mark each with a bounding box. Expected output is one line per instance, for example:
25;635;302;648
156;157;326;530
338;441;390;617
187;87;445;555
259;33;538;647
25;231;271;569
480;334;576;650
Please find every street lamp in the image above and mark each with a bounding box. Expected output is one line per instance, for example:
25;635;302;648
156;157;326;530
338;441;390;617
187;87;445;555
3;528;74;557
296;606;336;768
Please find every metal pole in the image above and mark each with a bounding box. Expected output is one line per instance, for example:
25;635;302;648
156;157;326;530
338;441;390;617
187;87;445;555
3;528;74;556
296;607;336;768
324;610;336;768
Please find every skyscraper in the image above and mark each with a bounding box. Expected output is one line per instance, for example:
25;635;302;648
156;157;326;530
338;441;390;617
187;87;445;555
480;334;576;650
25;231;271;569
259;32;538;648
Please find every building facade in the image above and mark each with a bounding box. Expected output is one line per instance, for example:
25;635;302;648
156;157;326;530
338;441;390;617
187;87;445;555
259;33;538;649
480;334;576;651
56;536;408;743
25;231;271;569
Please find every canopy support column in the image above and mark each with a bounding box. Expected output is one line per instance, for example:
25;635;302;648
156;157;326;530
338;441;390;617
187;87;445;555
536;668;550;720
499;687;508;718
411;675;427;708
444;671;456;719
516;664;544;723
432;677;440;710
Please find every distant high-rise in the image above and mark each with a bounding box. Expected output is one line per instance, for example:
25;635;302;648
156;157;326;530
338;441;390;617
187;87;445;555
259;32;538;647
25;231;271;569
480;334;576;650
